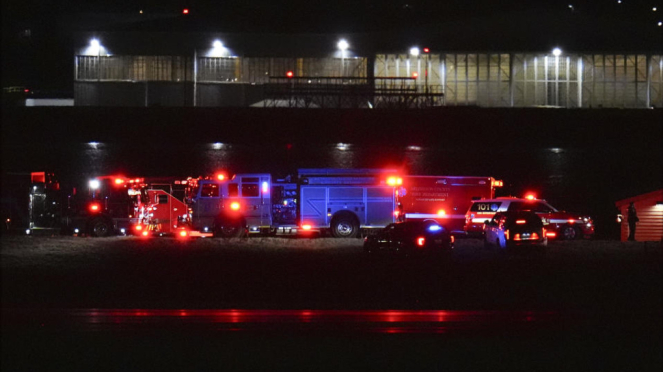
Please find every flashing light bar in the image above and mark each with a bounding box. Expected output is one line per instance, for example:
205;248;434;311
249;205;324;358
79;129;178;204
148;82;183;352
525;194;536;200
386;177;403;186
492;180;504;187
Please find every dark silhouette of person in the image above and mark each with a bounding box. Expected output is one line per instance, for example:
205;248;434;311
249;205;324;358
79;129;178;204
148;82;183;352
627;202;638;241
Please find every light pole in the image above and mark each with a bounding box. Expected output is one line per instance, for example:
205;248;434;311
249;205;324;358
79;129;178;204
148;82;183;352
553;48;562;106
410;47;419;91
338;39;349;77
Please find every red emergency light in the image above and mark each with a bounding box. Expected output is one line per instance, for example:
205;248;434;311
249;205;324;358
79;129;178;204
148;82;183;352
216;173;225;181
89;203;101;212
386;177;402;186
182;9;189;14
525;194;536;200
230;202;241;211
437;210;446;216
301;224;312;230
286;71;294;78
423;47;430;53
114;178;124;185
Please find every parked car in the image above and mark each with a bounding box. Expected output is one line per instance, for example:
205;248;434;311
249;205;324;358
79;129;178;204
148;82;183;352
364;220;454;255
483;211;548;250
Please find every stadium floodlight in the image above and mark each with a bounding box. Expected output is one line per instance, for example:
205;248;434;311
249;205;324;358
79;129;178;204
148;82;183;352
552;47;562;57
213;40;223;49
337;39;349;51
410;47;420;57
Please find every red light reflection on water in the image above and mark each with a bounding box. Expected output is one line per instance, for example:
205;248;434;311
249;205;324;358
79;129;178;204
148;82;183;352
8;309;559;334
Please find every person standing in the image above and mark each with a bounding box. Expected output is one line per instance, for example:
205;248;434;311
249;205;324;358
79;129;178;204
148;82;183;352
627;202;639;241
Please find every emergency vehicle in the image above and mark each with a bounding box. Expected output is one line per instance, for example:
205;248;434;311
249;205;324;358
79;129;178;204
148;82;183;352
397;176;503;234
464;196;595;240
137;169;400;238
27;172;154;236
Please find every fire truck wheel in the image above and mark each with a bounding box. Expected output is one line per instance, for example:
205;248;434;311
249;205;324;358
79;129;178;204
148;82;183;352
215;220;244;238
559;225;579;240
90;218;112;237
331;214;359;238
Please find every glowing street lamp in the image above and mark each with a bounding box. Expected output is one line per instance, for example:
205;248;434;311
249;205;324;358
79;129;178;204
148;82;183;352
410;47;420;57
552;47;562;57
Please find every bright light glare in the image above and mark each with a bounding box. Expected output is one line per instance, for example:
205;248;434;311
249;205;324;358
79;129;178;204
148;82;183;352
525;194;536;200
552;48;562;57
417;237;425;246
89;179;100;189
213;40;223;49
437;210;446;216
230;202;240;210
302;224;312;230
410;47;420;57
337;39;349;51
428;225;442;232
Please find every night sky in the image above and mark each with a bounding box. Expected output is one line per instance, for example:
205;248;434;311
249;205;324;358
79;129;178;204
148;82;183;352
2;0;662;91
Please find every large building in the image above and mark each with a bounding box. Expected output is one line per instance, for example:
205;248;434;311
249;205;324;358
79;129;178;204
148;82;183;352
67;7;663;109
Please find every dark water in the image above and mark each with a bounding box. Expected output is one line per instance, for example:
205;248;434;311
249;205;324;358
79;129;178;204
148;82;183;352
3;139;660;239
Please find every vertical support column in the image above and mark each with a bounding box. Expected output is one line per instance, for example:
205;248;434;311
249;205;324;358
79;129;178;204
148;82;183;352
534;56;538;105
508;54;514;107
544;56;549;105
577;56;583;108
566;56;570;107
193;49;198;107
465;53;469;105
441;54;446;104
645;54;651;108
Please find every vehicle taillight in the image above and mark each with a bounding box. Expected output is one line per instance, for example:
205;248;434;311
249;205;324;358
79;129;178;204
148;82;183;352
516;220;526;224
513;233;520;241
302;224;312;230
417;237;425;246
531;233;539;240
450;236;455;244
179;230;188;237
546;231;556;238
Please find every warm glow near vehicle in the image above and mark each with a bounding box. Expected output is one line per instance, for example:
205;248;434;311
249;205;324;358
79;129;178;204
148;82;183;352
230;202;241;210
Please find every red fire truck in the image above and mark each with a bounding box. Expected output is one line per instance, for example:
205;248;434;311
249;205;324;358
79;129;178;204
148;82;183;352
136;169;402;238
26;172;147;236
397;176;503;234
